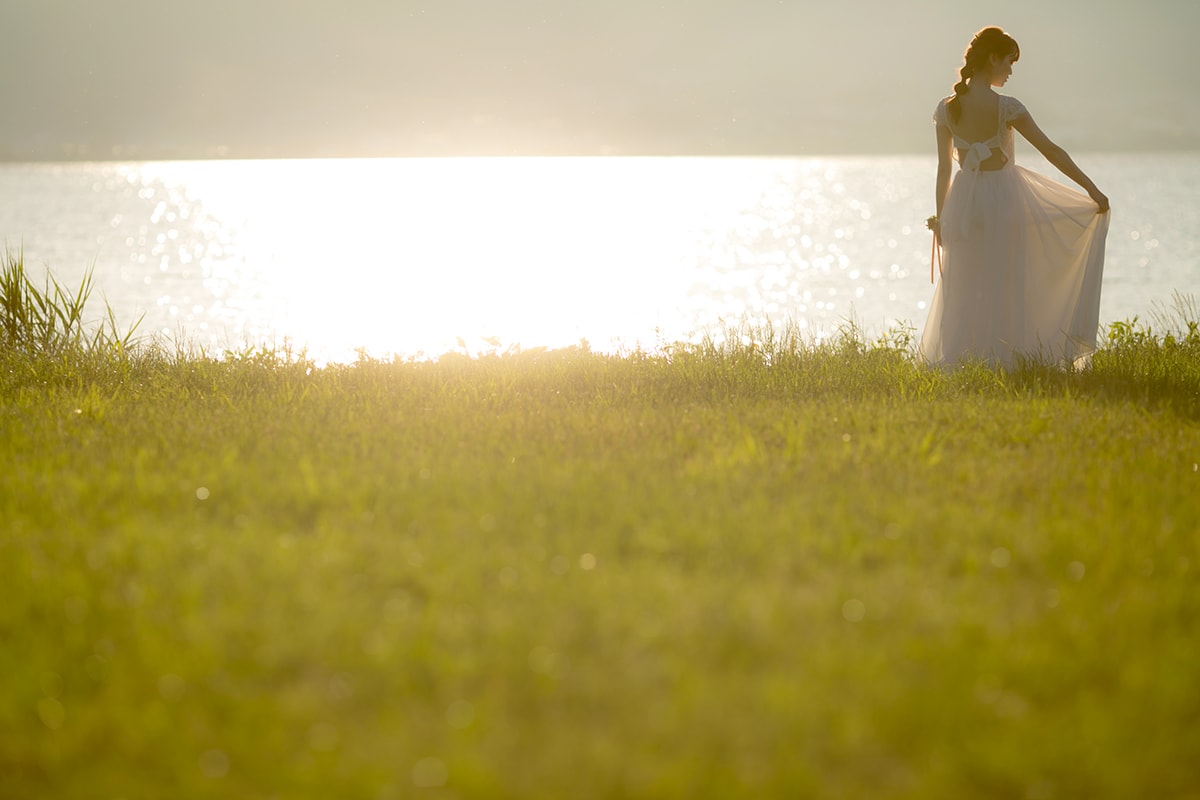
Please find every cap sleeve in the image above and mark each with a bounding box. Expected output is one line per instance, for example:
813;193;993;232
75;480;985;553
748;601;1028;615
932;99;949;127
1003;95;1029;125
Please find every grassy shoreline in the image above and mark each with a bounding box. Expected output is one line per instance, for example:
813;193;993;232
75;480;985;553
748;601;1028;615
4;257;1200;798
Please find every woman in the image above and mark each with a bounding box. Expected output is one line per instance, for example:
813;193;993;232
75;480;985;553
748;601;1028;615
920;27;1110;367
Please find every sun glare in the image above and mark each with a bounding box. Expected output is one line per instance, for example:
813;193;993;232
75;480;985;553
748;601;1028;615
85;155;945;362
134;157;757;358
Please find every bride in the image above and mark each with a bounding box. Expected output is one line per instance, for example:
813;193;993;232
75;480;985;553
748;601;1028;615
920;27;1110;367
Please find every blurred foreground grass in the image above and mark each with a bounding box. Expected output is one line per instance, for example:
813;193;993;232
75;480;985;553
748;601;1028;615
3;255;1199;798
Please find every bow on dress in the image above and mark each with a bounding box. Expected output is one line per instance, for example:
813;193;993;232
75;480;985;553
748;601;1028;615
960;141;996;173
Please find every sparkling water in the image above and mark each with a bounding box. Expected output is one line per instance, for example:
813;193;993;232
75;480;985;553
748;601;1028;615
2;153;1195;361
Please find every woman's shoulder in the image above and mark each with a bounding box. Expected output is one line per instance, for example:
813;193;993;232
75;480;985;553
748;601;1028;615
998;94;1030;117
932;96;953;125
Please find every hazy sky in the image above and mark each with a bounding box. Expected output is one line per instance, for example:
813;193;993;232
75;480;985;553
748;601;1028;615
2;0;1197;159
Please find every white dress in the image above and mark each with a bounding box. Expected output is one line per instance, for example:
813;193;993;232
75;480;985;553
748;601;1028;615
919;95;1110;367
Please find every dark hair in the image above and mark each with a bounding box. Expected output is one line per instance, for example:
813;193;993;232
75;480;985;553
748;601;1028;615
947;27;1020;122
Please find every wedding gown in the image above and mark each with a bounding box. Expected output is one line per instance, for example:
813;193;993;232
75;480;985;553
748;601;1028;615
919;95;1110;367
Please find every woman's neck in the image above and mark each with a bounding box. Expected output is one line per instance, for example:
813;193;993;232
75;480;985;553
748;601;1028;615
965;78;997;94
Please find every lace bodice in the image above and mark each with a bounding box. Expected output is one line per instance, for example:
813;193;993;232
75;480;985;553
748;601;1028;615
933;94;1028;172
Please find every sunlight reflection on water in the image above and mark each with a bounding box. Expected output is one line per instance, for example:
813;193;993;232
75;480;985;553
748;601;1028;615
2;154;1194;362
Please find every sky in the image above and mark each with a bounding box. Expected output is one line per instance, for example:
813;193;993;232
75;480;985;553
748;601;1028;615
2;0;1197;160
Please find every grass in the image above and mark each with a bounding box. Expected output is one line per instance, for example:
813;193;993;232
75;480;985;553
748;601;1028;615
0;246;141;361
3;252;1200;799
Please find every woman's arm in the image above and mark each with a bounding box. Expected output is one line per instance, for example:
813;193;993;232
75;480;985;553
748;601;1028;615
933;121;954;241
1012;112;1110;212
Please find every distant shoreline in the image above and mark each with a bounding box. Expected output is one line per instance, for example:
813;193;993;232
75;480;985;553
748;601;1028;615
4;147;1200;165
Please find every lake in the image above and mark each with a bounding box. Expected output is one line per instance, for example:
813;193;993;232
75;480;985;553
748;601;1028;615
2;153;1196;362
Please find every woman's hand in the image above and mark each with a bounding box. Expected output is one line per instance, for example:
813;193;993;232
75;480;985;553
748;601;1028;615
927;216;943;282
1090;190;1110;213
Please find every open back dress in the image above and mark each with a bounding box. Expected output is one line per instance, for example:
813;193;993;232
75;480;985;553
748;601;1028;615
920;94;1110;367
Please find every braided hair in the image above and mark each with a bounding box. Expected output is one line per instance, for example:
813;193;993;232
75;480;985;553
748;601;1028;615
947;27;1020;123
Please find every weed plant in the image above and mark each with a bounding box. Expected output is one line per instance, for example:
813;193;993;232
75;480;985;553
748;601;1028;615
1;248;141;362
3;259;1199;798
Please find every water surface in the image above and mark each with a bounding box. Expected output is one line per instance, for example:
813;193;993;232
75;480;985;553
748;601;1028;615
2;154;1195;361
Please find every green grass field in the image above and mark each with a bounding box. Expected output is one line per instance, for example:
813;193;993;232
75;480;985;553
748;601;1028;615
3;255;1200;798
